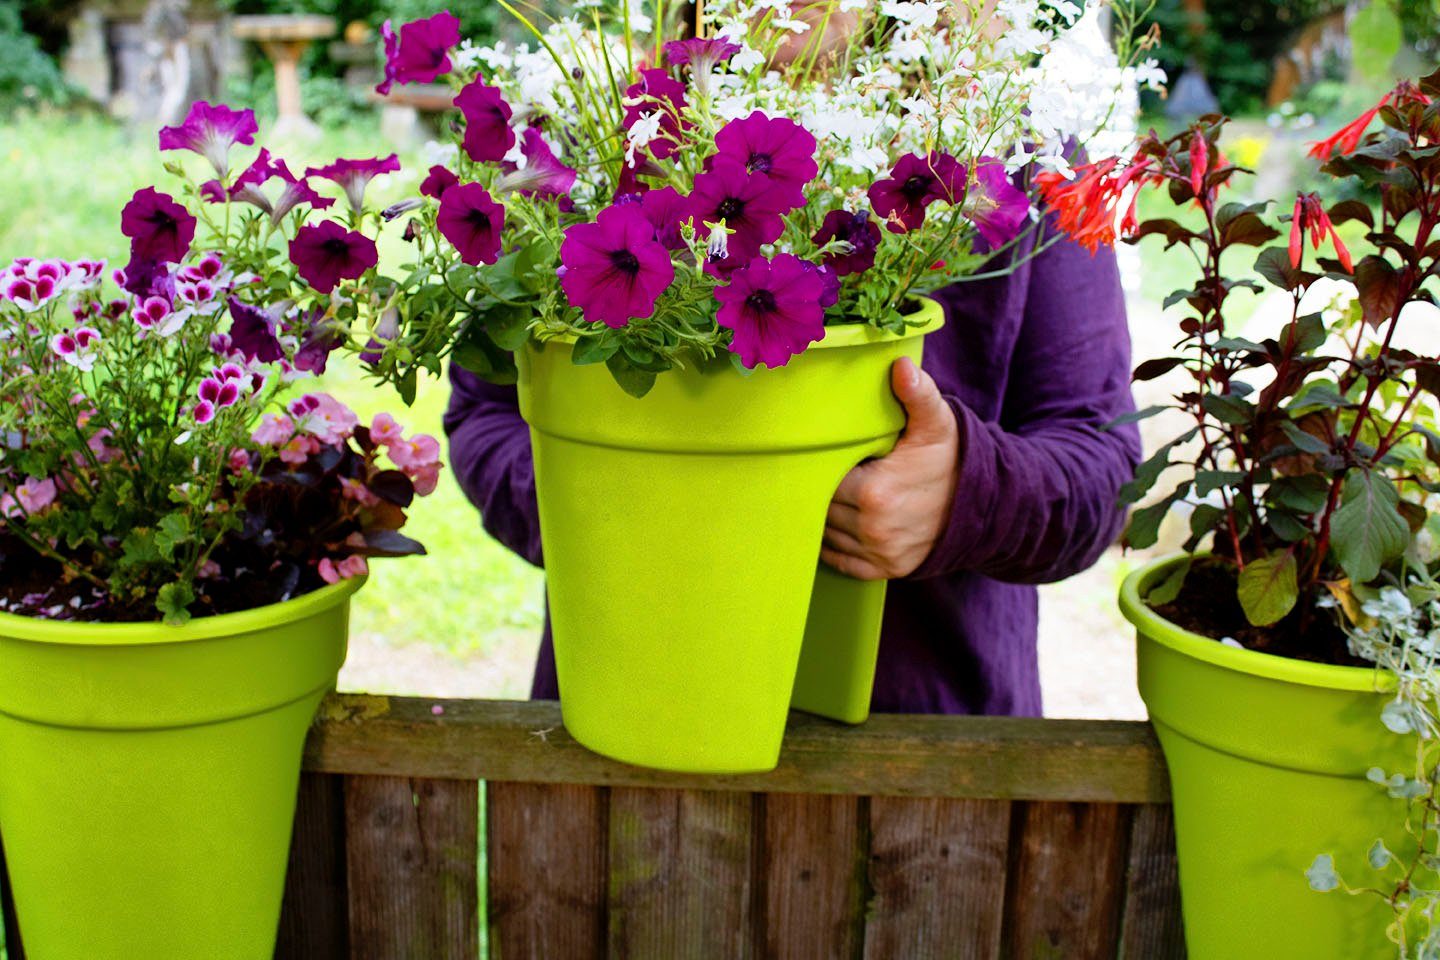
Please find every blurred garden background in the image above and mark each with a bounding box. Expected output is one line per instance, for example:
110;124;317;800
1;0;1437;716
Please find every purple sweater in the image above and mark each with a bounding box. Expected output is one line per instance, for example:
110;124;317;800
443;223;1139;716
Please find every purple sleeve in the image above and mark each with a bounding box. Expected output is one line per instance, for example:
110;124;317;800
912;232;1141;584
441;365;544;567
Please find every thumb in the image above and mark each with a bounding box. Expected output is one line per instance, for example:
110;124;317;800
891;357;954;445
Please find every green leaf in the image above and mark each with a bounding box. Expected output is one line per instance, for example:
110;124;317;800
605;353;657;398
484;303;533;352
1203;393;1253;425
571;334;620;366
1196;470;1245;497
1146;558;1191;606
154;512;191;563
156;581;195;626
1106;405;1169;428
1123;483;1190;550
1237;552;1299;627
1255;247;1306;291
1330;471;1411;583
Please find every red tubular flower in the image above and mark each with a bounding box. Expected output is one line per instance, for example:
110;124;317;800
1303;81;1432;161
1036;151;1162;253
1188;136;1208;197
1289;193;1353;273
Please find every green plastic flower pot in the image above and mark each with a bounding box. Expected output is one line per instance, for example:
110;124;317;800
517;299;944;773
0;577;360;960
1121;556;1410;959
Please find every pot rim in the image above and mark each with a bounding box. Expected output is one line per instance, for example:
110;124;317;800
0;575;365;647
535;296;945;353
1119;553;1388;693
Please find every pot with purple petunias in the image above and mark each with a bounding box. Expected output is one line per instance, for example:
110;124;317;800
1050;75;1440;957
0;104;439;959
361;6;1153;772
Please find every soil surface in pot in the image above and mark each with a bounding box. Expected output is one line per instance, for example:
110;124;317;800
1154;559;1366;668
0;534;326;622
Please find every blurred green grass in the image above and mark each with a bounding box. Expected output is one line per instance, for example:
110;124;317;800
0;110;545;659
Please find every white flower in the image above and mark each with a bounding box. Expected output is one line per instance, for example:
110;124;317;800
705;221;730;260
625;111;664;167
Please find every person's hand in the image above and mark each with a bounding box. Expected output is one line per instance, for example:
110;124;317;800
820;357;960;581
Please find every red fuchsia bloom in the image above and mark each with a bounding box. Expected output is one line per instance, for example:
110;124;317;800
157;101;259;177
319;555;369;584
623;68;691;162
49;327;100;371
229;149;335;225
1308;94;1389;161
289;221;379;294
688;159;790;268
1188;136;1209;197
497;128;577;201
371;412;406;446
1035;153;1159;254
559;204;676;328
1289;193;1353;273
713;112;818;210
715;254;826;368
812;209;881;276
437;183;506;266
963;158;1031;250
455;79;516;163
288;393;360;445
868;153;966;234
121;188;196;264
419;165;459;199
376;11;461;96
306;155;401;214
640;186;691;250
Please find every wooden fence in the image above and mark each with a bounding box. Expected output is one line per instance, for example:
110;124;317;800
1;695;1184;959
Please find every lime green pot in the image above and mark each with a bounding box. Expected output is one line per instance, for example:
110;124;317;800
1121;556;1409;959
517;299;944;773
0;578;360;960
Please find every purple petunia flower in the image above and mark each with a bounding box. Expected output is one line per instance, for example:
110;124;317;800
288;221;379;294
230;149;335;225
227;297;285;364
436;183;506;266
798;259;840;308
117;256;175;301
963;157;1031;250
713;112;817;209
664;37;741;95
454;79;516;164
687;159;789;269
158;101;259;177
640;186;691;250
293;312;345;375
497;128;577;201
811;209;882;276
121;188;196;264
419;165;459;200
622;68;690;162
376;11;461;96
715;254;826;369
558;205;675;329
867;152;966;233
306;155;401;214
361;307;400;365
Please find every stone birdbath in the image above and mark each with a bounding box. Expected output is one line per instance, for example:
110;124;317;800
232;14;337;139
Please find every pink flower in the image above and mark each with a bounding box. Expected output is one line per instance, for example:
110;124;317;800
288;221;379;294
454;79;516;163
287;392;360;445
305;156;402;214
157;101;259;177
13;476;57;515
339;476;380;507
318;555;369;584
120;188;196;264
228;449;252;474
49;327;101;371
371;412;405;445
251;413;296;446
409;463;442;496
278;435;320;465
389;433;441;472
376;12;461;96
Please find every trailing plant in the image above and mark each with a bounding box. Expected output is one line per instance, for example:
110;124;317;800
358;0;1163;398
0;101;442;624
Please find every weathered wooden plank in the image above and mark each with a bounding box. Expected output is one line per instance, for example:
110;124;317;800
760;793;867;960
304;696;1169;803
1118;804;1186;959
863;797;1011;960
607;788;756;959
0;833;24;960
487;782;608;960
275;772;348;960
1001;801;1132;960
344;775;479;960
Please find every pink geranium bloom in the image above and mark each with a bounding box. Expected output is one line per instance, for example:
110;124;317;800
305;155;401;213
376;11;461;96
559;204;675;328
715;254;826;369
14;476;58;515
121;188;197;264
289;221;379;294
318;555;369;584
454;79;516;163
158;101;259;176
371;412;405;445
288;392;360;445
